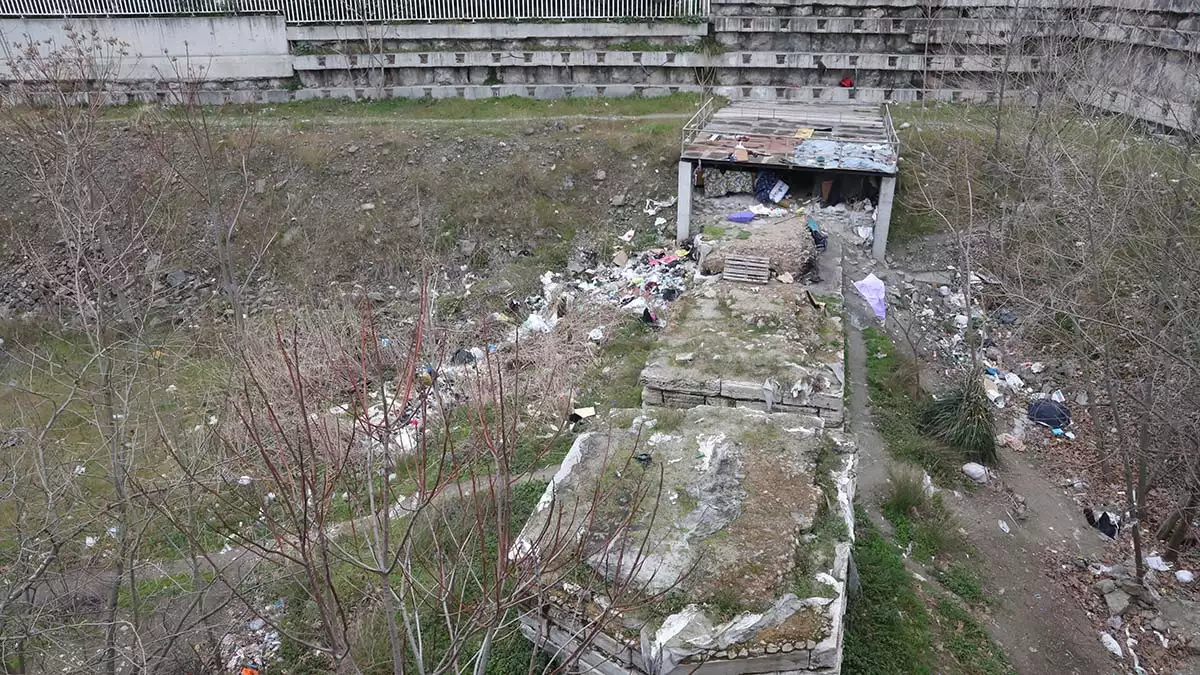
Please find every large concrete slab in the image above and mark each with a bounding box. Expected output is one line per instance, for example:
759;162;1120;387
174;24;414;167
515;406;857;674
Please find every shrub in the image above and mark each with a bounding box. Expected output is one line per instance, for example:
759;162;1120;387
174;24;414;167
921;365;996;465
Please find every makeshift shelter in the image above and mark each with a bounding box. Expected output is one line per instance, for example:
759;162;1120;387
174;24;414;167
677;100;900;259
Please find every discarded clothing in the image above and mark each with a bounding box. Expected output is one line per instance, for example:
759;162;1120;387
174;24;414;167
727;210;756;223
1085;507;1121;539
702;167;755;197
853;273;887;320
1027;399;1071;428
754;170;780;202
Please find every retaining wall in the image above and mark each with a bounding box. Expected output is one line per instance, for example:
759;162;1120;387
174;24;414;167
1;3;1197;132
0;15;291;80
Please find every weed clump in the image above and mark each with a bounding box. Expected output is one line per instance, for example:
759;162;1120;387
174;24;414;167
921;365;996;465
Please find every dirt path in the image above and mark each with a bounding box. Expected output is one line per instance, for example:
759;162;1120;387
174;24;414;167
838;243;1118;675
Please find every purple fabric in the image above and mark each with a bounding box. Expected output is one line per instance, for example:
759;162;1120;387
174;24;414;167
727;210;755;223
853;273;887;320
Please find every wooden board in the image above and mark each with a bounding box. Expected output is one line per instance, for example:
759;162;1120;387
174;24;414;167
723;255;771;284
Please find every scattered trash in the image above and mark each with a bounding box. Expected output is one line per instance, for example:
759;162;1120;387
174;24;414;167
620;230;635;242
1030;362;1046;374
1146;555;1171;572
1099;632;1123;659
643;196;677;216
777;272;794;284
998;519;1011;534
570;407;596;423
996;433;1025;452
1085;507;1122;539
962;462;988;484
588;327;605;342
995;309;1018;325
853;273;887;320
1027;399;1071;429
521;314;554;334
1176;570;1194;583
769;180;789;203
450;348;477;366
674;352;694;362
1050;389;1066;403
654;217;667;228
612;250;629;266
727;210;756;223
922;472;937;499
1003;372;1024;390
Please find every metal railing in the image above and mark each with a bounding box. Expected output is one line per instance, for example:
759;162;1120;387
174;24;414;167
0;0;708;22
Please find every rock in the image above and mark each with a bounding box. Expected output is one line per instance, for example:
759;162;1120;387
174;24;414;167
953;314;969;330
570;124;585;133
594;169;607;182
610;193;627;207
1094;579;1117;595
962;462;988;484
1151;616;1168;632
359;202;376;212
937;285;951;297
347;145;359;154
1118;580;1145;597
165;269;191;288
1106;615;1122;630
1175;570;1194;583
1030;361;1046;373
1104;589;1132;616
777;272;794;284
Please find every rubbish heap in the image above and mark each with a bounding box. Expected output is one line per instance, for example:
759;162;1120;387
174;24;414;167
220;599;284;673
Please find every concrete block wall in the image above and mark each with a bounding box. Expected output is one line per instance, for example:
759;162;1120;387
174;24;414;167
1;1;1196;132
0;15;291;81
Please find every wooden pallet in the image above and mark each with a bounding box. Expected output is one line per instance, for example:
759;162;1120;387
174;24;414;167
723;255;771;284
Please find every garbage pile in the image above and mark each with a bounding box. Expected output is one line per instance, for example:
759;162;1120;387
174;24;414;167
510;246;695;341
220;599;284;673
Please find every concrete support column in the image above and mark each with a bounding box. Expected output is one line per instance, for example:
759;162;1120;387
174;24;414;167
871;175;897;261
676;160;693;245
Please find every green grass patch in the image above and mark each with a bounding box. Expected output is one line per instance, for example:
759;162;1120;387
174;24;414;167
702;225;726;238
882;491;968;563
862;328;957;482
843;507;934;674
933;597;1013;674
578;320;657;411
242;93;704;121
935;562;986;606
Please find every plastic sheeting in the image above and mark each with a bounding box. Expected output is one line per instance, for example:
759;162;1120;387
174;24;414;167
853;273;887;320
790;139;898;174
